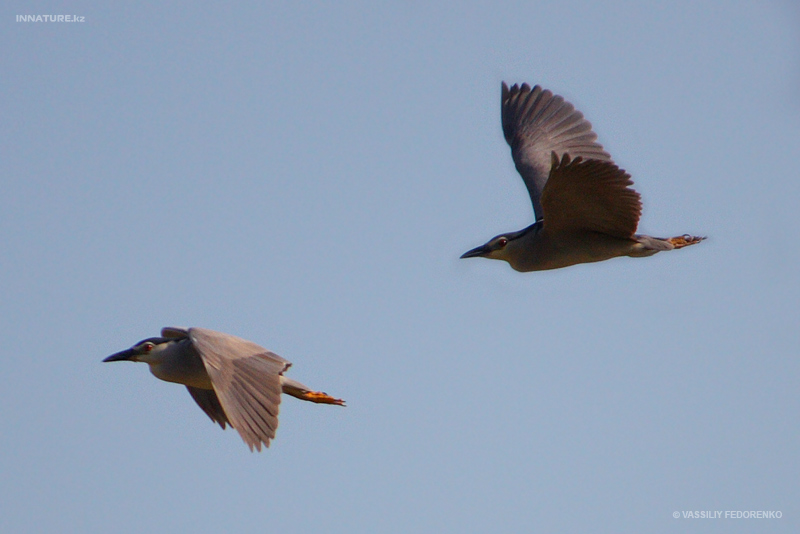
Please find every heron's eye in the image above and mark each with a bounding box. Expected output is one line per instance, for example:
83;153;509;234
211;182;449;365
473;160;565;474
497;237;508;248
142;342;154;353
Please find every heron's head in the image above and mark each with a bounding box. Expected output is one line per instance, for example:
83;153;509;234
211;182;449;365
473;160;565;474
460;222;541;266
460;234;514;261
103;337;178;365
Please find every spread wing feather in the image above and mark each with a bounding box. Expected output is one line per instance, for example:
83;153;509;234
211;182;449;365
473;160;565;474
189;328;289;451
502;82;611;220
541;153;641;239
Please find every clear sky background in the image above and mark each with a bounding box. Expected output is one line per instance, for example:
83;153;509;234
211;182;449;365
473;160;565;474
2;2;799;533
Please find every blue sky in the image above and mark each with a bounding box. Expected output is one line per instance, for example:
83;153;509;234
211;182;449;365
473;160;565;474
2;2;799;533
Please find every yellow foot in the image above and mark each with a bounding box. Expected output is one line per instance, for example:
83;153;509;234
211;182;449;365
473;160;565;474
302;391;346;406
667;234;706;249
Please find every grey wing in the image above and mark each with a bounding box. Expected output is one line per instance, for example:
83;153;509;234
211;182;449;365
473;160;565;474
189;328;290;451
502;82;611;220
186;386;229;429
541;153;641;239
161;326;189;338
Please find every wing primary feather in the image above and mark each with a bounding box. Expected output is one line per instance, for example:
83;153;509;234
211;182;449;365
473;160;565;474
501;82;613;220
228;387;273;450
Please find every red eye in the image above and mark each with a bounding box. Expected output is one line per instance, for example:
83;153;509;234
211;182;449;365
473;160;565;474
498;238;508;247
142;343;153;353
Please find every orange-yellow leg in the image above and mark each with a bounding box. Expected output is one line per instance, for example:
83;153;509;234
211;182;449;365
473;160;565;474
667;234;706;249
299;390;346;406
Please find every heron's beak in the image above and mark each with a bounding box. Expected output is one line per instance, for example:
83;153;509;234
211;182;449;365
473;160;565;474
460;244;490;259
103;348;137;362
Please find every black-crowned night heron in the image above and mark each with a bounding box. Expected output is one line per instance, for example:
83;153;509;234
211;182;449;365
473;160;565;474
104;327;344;451
461;82;705;271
